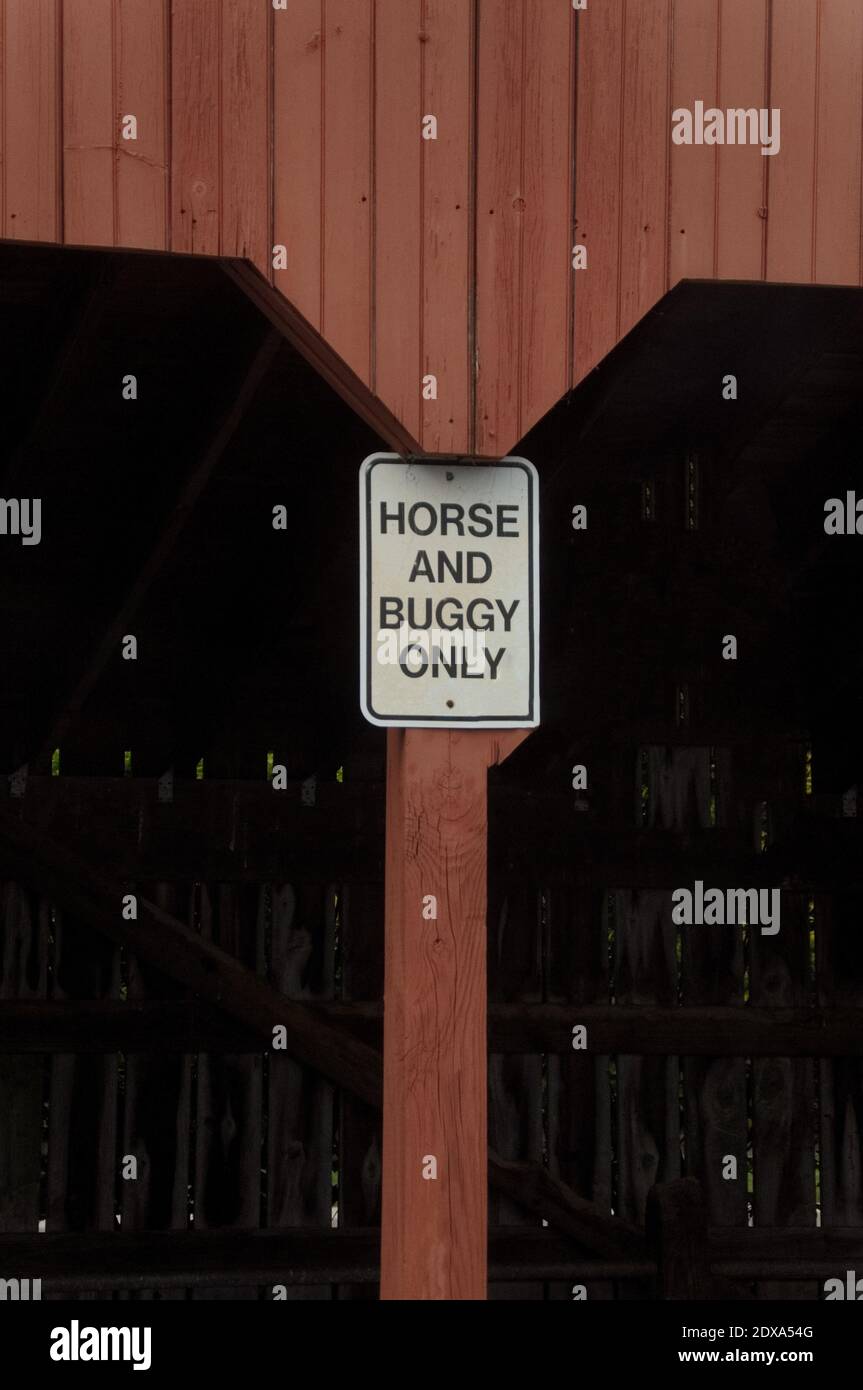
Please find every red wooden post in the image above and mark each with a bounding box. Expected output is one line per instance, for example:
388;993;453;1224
380;726;529;1300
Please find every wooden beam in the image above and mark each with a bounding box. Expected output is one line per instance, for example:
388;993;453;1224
380;729;543;1301
0;801;382;1108
222;260;421;457
32;329;283;766
5;1000;863;1057
0;1228;656;1291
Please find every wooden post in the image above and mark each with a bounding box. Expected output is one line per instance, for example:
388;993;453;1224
380;727;528;1300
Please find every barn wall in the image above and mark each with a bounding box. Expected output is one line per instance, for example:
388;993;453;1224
1;0;862;454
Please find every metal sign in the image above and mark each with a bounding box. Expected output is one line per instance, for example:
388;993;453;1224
359;453;539;728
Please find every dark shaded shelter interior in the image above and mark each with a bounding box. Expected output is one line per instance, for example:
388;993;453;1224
1;243;862;1297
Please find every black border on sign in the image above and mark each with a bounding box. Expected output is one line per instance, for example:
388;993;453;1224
360;455;538;728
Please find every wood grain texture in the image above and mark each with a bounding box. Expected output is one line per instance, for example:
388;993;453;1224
5;3;863;453
120;881;192;1301
476;0;523;456
574;0;624;380
381;729;499;1300
374;0;422;441
716;0;768;280
171;0;221;255
266;882;336;1301
274;0;324;327
764;0;819;283
617;0;671;338
0;885;48;1235
669;0;719;285
521;0;573;433
814;0;863;285
221;0;270;273
3;0;60;242
751;891;817;1298
421;0;472;454
322;0;372;381
115;0;168;250
62;0;115;246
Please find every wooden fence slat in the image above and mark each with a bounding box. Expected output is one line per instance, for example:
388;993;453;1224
752;891;817;1299
546;883;614;1300
119;880;192;1301
614;886;679;1298
46;900;119;1300
337;879;383;1300
818;892;863;1246
0;885;48;1242
266;881;335;1301
193;883;264;1300
488;870;543;1301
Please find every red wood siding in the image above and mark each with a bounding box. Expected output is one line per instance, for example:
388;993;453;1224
2;0;863;455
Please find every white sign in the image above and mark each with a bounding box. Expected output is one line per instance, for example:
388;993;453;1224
359;454;539;728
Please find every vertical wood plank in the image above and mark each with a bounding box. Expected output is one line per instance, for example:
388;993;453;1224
765;0;819;283
818;893;863;1229
266;881;335;1301
62;0;115;246
716;0;768;280
487;870;543;1300
814;0;863;285
337;879;383;1300
170;0;221;256
194;882;263;1299
679;747;749;1233
520;0;572;435
422;0;472;455
574;0;624;381
120;881;192;1300
614;887;679;1298
374;0;422;440
546;884;613;1299
114;0;168;251
273;0;323;327
323;0;373;381
47;905;119;1266
618;0;671;337
669;0;719;285
221;0;270;274
0;885;49;1236
381;728;494;1300
3;0;60;242
751;891;817;1298
476;0;523;456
